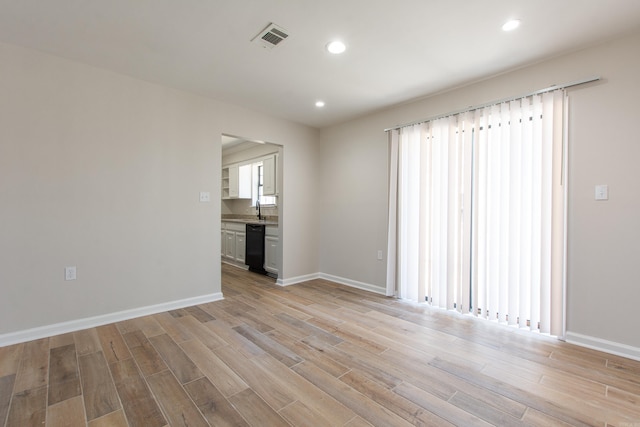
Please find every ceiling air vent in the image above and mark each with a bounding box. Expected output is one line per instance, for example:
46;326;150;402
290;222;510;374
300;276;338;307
252;23;289;49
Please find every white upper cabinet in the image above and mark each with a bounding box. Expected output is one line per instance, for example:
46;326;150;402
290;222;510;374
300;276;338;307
238;164;252;199
263;154;277;196
228;164;239;198
223;163;251;199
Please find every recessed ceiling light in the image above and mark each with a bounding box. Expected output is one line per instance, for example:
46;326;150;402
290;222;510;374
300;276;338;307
326;41;346;54
502;19;521;32
315;101;325;108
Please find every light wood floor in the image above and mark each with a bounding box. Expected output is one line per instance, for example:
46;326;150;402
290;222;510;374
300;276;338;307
2;264;640;426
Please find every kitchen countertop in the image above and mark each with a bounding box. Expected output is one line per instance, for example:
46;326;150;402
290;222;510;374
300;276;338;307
222;218;279;226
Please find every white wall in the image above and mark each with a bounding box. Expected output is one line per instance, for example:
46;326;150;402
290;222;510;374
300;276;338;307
318;121;389;289
319;31;640;353
0;41;319;340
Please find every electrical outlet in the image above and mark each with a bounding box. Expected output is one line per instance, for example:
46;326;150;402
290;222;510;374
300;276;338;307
595;185;608;201
199;191;211;202
65;266;77;281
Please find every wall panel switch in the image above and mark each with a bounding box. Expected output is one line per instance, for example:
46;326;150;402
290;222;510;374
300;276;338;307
199;191;211;202
595;185;608;201
65;266;77;281
377;250;383;260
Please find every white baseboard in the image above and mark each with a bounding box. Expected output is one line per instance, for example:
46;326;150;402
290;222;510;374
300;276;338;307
0;292;224;347
222;259;249;270
276;271;385;296
318;273;386;295
277;272;321;287
565;331;640;362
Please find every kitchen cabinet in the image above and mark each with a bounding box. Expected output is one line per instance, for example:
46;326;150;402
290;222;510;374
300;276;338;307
222;164;251;199
221;222;247;263
228;164;238;198
224;231;236;258
238;164;251;198
222;230;246;262
235;232;246;263
264;226;279;275
262;154;277;196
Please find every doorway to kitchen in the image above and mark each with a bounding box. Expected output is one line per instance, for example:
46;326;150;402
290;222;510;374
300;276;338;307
220;134;283;283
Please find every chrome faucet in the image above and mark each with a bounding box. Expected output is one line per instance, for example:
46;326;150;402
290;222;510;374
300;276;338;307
256;200;262;220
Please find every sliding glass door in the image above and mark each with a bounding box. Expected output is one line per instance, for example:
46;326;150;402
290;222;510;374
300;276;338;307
387;90;566;336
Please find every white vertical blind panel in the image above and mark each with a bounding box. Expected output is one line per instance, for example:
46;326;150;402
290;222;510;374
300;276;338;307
418;124;429;304
434;121;446;306
487;105;500;321
454;116;464;310
551;93;567;337
471;112;481;316
429;123;440;304
459;112;474;314
397;131;408;298
475;112;488;317
386;131;399;296
409;129;421;301
519;98;533;328
498;104;511;323
530;95;543;331
539;92;554;333
446;116;459;310
398;128;416;300
508;100;522;325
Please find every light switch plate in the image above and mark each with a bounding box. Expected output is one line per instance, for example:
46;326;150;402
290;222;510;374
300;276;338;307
65;266;77;281
595;185;608;201
199;191;211;202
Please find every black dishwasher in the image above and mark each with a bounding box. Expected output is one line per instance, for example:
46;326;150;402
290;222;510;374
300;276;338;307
245;224;267;275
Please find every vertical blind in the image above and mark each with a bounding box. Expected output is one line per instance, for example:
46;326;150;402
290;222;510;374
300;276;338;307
386;90;566;335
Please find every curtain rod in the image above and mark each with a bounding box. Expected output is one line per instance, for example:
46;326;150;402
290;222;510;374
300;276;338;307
383;76;601;132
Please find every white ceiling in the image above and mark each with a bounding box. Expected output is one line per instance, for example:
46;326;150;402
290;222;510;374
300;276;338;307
1;1;640;129
221;134;263;154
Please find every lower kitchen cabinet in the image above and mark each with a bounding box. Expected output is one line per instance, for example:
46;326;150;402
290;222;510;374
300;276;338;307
221;222;246;263
235;232;246;263
264;226;279;275
222;221;278;276
224;231;236;259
